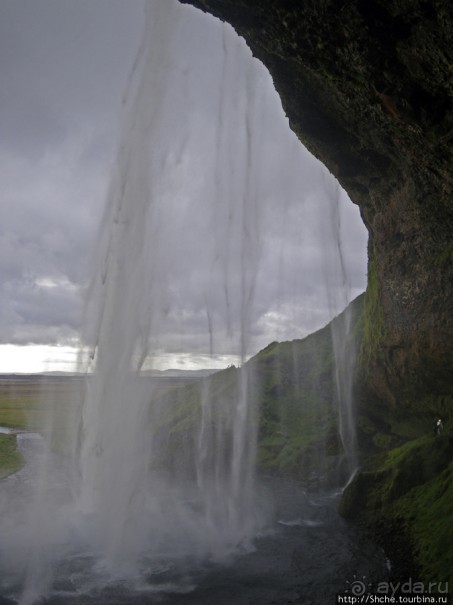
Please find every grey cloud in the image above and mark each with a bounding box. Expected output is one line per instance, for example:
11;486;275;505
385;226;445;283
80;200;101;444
12;280;79;326
0;0;143;126
0;0;368;365
0;270;81;343
0;0;142;349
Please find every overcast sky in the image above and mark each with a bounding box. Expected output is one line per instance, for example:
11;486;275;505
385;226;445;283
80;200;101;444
0;0;368;373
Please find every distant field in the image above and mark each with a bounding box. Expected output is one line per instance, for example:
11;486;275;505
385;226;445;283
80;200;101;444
0;375;84;432
0;376;85;475
0;373;202;477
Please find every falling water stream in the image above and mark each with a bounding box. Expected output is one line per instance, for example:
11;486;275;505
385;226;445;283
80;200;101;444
0;2;387;603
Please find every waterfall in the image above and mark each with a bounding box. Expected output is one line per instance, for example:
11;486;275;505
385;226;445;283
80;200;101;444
321;177;359;479
74;0;267;571
0;1;368;602
331;303;359;478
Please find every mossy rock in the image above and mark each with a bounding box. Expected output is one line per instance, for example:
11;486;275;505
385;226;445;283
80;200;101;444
340;432;452;584
372;432;399;450
391;462;453;585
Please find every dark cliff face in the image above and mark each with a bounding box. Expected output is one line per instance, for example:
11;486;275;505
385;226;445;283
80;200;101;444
179;0;453;414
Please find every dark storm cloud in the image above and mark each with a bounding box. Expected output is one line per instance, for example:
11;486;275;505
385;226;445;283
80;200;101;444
0;0;368;366
0;0;143;347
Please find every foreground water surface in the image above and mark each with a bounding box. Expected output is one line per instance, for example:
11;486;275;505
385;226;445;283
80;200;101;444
0;433;388;605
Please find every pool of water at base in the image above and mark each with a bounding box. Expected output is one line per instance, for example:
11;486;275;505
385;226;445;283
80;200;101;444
0;434;389;605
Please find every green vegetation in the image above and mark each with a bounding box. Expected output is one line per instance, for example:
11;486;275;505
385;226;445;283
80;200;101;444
395;461;453;584
154;298;364;482
0;376;84;431
0;434;24;479
340;425;453;585
327;287;452;585
0;376;85;474
358;256;386;368
160;331;340;481
249;332;340;479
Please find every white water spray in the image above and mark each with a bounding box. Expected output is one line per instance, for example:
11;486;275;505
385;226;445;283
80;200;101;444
319;176;360;477
75;0;267;571
0;3;270;602
0;1;368;602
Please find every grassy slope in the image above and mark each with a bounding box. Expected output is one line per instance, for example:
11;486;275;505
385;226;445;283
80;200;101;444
249;333;340;480
157;335;337;481
154;297;364;482
0;434;24;478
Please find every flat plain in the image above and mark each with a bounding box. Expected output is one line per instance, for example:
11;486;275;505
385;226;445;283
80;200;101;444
0;375;84;477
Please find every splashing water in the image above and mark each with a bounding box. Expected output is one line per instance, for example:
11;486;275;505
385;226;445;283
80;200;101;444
0;1;368;603
75;0;266;566
17;2;268;601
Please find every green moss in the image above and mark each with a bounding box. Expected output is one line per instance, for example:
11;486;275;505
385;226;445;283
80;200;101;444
251;330;338;477
0;434;24;478
341;433;452;583
392;462;453;585
358;256;386;368
372;432;398;450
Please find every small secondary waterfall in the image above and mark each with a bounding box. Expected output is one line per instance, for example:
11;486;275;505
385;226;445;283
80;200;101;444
0;1;368;603
321;177;360;477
